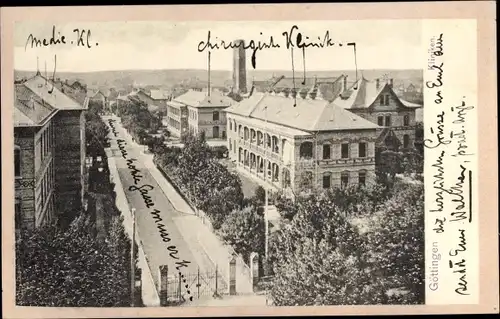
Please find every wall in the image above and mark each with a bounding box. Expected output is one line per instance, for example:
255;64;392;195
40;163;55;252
291;129;378;191
15;127;36;229
53;110;85;214
33;120;56;227
190;106;228;139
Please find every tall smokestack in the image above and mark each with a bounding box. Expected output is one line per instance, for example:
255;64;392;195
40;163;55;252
232;39;247;95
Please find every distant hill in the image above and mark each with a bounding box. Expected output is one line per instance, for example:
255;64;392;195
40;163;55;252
15;68;423;91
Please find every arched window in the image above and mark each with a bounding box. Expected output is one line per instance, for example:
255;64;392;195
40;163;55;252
323;144;331;159
385;115;392;127
378;115;384;126
358;142;367;158
403;115;410;126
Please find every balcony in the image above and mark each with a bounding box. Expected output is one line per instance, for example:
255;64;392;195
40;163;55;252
199;119;225;125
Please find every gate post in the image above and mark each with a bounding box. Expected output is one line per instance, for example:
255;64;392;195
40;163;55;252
134;268;142;306
229;255;237;295
158;265;168;306
249;252;259;291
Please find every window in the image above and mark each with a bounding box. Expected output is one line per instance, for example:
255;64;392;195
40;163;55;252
358;143;367;158
213;126;219;138
229;121;232;131
341;143;349;159
14;147;21;177
359;171;366;186
378;116;384;126
213;111;219;121
323;144;331;159
323;173;331;189
300;142;313;159
380;94;390;106
385;115;392;127
404;115;410;126
341;172;349;188
403;134;410;148
15;199;22;230
229;138;232;151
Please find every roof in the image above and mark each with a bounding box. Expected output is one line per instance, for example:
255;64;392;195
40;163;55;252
173;89;233;108
226;92;379;132
332;77;417;110
21;74;86;111
150;89;171;100
253;75;346;102
14;84;57;127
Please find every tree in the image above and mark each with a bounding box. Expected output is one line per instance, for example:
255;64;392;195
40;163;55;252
219;205;265;263
253;186;266;206
362;182;425;304
16;214;134;307
268;194;383;306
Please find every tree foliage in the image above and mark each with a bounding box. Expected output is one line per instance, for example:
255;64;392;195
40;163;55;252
219;205;265;263
153;134;244;230
16;214;133;307
268;181;425;306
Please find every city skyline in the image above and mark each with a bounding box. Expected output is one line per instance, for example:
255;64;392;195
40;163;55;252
15;20;423;73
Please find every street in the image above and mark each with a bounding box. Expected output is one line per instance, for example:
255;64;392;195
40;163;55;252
103;115;203;285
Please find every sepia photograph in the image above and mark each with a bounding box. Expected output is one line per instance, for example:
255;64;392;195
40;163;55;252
12;19;426;307
1;2;497;317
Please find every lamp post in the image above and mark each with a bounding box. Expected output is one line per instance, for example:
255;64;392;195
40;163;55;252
130;208;136;307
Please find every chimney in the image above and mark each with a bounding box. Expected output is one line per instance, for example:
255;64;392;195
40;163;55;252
389;78;393;88
343;76;347;92
376;78;380;89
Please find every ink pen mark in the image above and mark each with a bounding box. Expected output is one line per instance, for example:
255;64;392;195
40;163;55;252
347;42;358;89
291;46;297;107
302;46;306;85
48;55;57;94
469;170;472;223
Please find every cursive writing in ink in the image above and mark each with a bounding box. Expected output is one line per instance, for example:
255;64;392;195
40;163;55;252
424;111;452;149
426;62;444;89
25;25;66;51
449;258;469;296
449;229;467;256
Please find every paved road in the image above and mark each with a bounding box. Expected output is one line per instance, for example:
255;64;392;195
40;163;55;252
103;116;202;286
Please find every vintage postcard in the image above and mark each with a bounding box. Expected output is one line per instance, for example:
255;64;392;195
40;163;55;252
1;2;498;318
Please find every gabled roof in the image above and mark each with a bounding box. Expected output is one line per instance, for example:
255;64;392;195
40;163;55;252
22;74;86;111
14;84;57;127
332;77;421;110
225;93;379;132
174;89;233;108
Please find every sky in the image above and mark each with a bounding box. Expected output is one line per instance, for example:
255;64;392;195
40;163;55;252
14;20;423;72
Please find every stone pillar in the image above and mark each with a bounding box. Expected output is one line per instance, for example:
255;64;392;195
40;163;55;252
158;265;168;306
249;252;259;291
229;256;237;295
134;268;142;306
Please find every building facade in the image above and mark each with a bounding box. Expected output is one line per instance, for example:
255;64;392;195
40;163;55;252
332;77;422;150
14;74;88;231
225;93;380;194
167;89;233;139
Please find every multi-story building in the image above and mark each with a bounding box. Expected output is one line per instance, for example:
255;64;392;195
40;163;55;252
225;91;380;194
332;77;422;150
166;99;188;138
184;90;234;139
14;73;88;231
166;89;234;139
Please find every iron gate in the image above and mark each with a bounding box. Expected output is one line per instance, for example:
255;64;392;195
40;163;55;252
166;266;228;302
